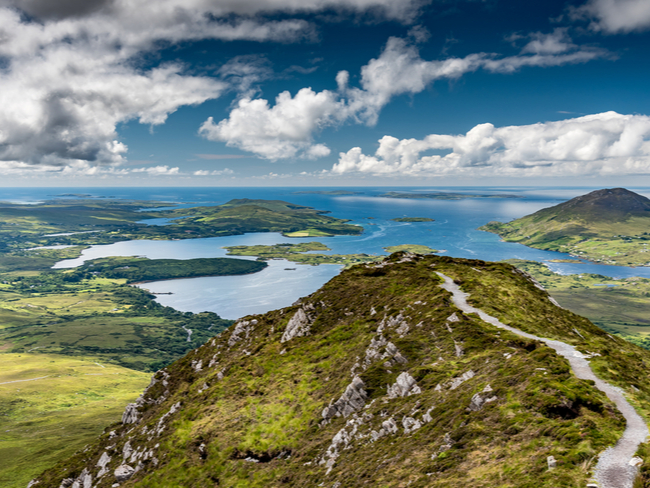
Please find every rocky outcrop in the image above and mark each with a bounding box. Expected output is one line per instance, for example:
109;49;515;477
386;372;421;398
322;376;368;419
281;308;312;343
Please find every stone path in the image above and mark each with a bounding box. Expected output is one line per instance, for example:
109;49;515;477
436;272;649;488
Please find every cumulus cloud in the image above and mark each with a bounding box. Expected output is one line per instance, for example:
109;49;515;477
331;112;650;177
205;33;609;160
571;0;650;33
199;88;341;160
131;165;180;175
0;0;419;173
193;168;234;176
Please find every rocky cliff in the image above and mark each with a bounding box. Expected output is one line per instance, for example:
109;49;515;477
29;253;650;488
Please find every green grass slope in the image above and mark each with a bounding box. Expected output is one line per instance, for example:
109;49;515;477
31;254;650;488
481;188;650;266
0;353;151;488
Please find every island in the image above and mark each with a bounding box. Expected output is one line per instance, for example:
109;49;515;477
480;188;650;267
291;190;363;195
68;256;267;283
379;191;522;200
384;244;438;254
390;217;435;222
224;242;380;267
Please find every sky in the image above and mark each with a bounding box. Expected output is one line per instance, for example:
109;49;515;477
1;0;650;187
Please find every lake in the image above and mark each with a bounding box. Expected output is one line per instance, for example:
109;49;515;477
5;186;650;319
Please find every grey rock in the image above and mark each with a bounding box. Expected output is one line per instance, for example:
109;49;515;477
402;416;423;434
228;319;257;347
322;376;368;419
547;455;557;470
386;372;421;398
26;480;39;488
114;464;135;482
446;313;460;323
121;403;139;424
449;370;475;390
59;479;74;488
281;308;311;343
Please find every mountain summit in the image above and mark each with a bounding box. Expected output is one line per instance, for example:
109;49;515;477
481;188;650;266
30;254;650;487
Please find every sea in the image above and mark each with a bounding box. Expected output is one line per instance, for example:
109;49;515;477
5;186;650;320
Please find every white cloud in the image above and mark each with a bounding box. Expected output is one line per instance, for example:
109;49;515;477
205;33;609;160
571;0;650;33
199;88;341;160
193;168;234;176
0;0;419;172
132;165;180;175
331;112;650;177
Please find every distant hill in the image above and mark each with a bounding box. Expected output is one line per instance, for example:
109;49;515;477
30;254;650;488
481;188;650;266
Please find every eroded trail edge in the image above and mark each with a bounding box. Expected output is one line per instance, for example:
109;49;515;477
436;272;649;488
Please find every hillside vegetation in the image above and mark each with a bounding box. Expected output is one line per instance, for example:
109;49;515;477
31;254;650;488
481;188;650;266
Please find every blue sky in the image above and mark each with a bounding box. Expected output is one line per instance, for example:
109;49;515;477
1;0;650;186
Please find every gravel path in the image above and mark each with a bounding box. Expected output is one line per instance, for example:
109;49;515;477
436;272;649;488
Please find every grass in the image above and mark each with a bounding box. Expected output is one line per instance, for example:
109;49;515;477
0;353;150;488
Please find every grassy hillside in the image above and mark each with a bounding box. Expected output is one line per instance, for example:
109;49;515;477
30;254;650;488
507;260;650;351
481;188;650;266
0;354;151;488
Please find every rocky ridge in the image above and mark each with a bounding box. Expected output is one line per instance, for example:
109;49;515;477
29;253;650;488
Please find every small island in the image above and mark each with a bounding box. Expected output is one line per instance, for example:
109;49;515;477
224;242;380;267
291;190;363;195
390;217;435;222
379;191;521;200
384;244;438;254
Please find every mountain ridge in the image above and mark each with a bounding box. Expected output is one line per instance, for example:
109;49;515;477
30;254;650;487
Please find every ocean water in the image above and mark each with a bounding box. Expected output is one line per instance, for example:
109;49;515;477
5;186;650;319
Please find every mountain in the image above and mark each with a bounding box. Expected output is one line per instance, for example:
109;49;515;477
480;188;650;266
29;254;650;487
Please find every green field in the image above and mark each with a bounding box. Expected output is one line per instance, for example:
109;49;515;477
508;260;650;349
0;353;151;488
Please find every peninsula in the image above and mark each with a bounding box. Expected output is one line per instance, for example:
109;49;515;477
480;188;650;267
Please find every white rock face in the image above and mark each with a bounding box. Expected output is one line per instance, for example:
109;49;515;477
386;372;421;398
114;464;135;482
121;403;139;424
449;370;475;390
228;319;257;347
281;308;312;343
322;376;368;419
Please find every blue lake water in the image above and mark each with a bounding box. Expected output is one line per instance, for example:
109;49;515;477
4;186;650;319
